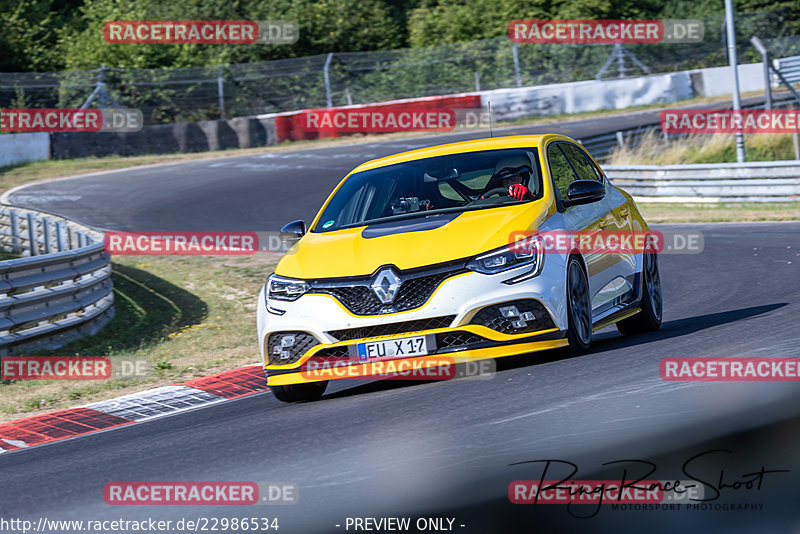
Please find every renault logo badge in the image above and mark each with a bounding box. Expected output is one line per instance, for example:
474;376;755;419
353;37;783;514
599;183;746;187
371;268;401;304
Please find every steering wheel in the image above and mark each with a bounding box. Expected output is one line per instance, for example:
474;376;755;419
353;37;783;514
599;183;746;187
482;187;510;198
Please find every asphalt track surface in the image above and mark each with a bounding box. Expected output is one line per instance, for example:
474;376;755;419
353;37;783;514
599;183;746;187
2;102;800;532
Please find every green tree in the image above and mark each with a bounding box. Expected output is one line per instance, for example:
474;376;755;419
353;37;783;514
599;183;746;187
407;0;663;47
0;0;82;71
58;0;407;69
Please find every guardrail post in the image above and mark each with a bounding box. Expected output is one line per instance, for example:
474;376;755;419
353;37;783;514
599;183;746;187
616;131;624;146
56;221;67;252
10;210;21;254
42;218;53;254
794;124;800;160
323;52;334;108
26;213;39;256
77;232;85;248
217;65;225;119
512;42;522;87
750;37;772;110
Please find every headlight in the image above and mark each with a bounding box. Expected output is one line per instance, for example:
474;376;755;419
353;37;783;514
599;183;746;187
467;235;543;282
266;274;309;301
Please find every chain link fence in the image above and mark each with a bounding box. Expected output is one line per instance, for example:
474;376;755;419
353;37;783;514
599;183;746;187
1;11;799;125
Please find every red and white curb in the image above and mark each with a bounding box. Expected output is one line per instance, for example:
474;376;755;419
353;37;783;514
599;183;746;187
0;364;268;455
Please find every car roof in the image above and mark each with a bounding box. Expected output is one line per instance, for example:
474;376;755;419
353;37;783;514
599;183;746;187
350;133;571;174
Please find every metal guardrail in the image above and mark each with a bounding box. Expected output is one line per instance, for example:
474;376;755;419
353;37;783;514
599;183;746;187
772;55;800;86
605;161;800;202
0;205;113;355
578;93;799;161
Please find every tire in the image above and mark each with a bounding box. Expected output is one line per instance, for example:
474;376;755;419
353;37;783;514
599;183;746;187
566;256;592;354
617;249;663;335
270;381;328;403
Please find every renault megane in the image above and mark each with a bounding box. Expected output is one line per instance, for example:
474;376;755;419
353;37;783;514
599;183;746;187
257;134;662;402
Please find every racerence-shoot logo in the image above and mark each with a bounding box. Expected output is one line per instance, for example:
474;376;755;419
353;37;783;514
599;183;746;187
509;19;703;43
0;108;142;133
103;21;298;45
661;109;800;133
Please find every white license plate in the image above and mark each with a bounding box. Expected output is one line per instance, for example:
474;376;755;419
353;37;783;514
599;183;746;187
357;335;428;362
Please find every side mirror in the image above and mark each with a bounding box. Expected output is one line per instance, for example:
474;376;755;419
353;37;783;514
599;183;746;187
564;180;605;207
280;220;306;247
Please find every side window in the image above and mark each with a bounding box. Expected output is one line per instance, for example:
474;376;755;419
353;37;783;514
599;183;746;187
547;143;579;199
560;143;601;182
437;182;462;201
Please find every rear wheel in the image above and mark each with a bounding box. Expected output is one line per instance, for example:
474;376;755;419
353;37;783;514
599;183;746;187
270;381;328;403
617;250;662;335
566;257;592;354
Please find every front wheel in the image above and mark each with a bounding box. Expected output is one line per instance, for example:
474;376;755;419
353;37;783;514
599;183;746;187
566;257;592;354
270;381;328;403
617;250;662;335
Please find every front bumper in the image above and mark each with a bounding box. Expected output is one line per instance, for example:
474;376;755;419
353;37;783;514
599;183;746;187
257;263;569;386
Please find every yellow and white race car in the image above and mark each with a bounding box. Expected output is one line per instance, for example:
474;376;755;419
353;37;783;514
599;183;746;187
257;134;662;402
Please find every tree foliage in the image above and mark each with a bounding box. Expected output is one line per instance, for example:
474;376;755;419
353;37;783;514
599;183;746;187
1;0;798;73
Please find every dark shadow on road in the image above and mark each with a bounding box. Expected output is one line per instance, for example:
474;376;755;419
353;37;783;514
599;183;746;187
497;302;788;372
323;303;788;400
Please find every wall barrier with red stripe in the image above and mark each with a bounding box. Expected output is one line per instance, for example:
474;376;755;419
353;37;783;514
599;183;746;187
267;94;482;143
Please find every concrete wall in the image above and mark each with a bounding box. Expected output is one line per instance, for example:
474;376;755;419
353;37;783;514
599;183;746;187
480;72;694;121
0;133;50;167
50;117;276;160
690;62;766;97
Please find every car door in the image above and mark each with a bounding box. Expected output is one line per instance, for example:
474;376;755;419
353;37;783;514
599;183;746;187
559;142;637;313
545;141;614;311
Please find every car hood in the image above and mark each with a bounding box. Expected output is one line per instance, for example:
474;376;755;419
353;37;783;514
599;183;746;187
276;201;551;279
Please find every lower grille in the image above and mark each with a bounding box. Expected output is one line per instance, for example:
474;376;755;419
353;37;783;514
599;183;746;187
296;328;493;368
267;332;319;365
436;331;488;349
327;315;456;342
469;299;555;334
311;345;352;361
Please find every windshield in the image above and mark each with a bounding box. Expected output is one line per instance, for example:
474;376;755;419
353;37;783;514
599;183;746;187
313;148;543;232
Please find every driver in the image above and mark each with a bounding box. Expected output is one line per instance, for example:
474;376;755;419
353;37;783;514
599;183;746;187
482;156;535;200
